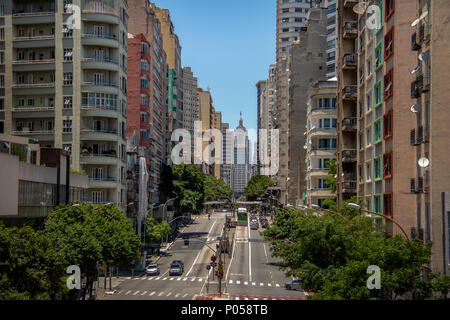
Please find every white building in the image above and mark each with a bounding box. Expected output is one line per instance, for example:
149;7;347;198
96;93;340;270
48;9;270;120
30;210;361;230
232;116;250;197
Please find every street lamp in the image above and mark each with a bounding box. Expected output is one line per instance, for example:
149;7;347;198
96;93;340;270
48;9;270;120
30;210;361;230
347;202;417;299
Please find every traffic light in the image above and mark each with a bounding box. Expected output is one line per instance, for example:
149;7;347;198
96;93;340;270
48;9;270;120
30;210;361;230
211;255;216;262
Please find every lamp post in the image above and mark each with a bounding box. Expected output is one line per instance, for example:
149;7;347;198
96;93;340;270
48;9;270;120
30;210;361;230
163;197;179;246
311;204;352;228
347;203;417;300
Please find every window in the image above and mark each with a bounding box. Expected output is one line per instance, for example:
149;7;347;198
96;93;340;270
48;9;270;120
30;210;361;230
0;28;4;41
374;81;383;107
282;8;289;13
384;69;393;100
376;1;384;34
383;193;393;217
384;27;394;60
374;118;382;144
383;110;393;139
140;76;149;88
140;94;149;106
64;48;73;61
383;152;393;179
374;195;382;213
0;52;4;65
92;191;104;204
374;41;383;70
63;120;72;133
385;0;395;21
0;75;4;88
141;59;150;71
0;4;4;16
0;99;3;110
366;162;372;181
374;157;382;181
63;73;72;85
64;96;73;109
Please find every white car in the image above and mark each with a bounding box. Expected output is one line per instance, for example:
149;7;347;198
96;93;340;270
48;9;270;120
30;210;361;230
145;264;160;276
285;279;302;291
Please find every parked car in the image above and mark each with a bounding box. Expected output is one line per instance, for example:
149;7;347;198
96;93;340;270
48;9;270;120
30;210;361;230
171;260;184;271
145;264;160;276
285;279;302;291
250;223;259;230
169;263;183;276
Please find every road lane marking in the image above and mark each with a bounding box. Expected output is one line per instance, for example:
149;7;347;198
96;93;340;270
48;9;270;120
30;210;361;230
166;292;172;297
248;218;252;282
186;219;217;276
252;282;256;286
162;277;167;280
149;292;155;296
158;292;164;297
191;278;196;282
276;284;280;287
183;293;188;298
133;291;140;295
236;281;240;285
126;277;131;279
155;277;161;280
229;280;233;284
125;290;131;295
117;290;124;295
225;232;237;281
245;298;249;300
260;283;264;286
235;297;240;300
198;278;203;282
175;293;180;298
141;291;147;295
244;281;248;285
268;283;272;287
169;278;174;281
183;278;187;281
176;277;182;281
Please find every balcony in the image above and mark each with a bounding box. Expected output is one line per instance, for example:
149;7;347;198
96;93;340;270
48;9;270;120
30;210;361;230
343;22;358;39
81;128;119;141
341;149;357;162
82;33;119;48
12;82;55;89
309;127;336;137
342;118;357;131
13;59;55;65
13;35;55;49
12;129;54;141
410;75;424;99
307;168;330;177
80;153;118;165
411;32;421;51
88;177;119;189
342;181;357;193
343;54;357;69
82;1;118;24
342;86;357;100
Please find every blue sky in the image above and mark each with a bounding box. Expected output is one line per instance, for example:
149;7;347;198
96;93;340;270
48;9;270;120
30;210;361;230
156;0;276;140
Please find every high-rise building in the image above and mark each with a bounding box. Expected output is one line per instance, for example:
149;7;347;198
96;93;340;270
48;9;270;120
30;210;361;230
410;0;450;274
182;66;198;154
154;5;183;135
287;8;328;207
2;0;129;206
128;0;168;202
325;0;338;79
0;2;4;134
256;80;266;174
221;122;233;189
232;115;250;197
305;80;337;207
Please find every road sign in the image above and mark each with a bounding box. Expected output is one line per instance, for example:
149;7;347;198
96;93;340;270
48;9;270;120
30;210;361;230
211;262;217;267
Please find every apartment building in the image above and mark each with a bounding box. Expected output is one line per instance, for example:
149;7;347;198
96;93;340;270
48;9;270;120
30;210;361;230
287;8;328;207
2;0;129;206
153;5;183;135
305;80;337;207
232;116;250;197
256;79;266;174
326;0;338;79
127;33;162;203
221;122;233;189
410;0;450;274
182;66;199;154
336;0;358;205
0;2;5;134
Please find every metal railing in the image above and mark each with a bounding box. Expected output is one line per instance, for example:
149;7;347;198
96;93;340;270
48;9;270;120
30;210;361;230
83;33;118;40
81;129;118;134
343;54;357;66
12;106;55;112
82;81;118;87
13;59;55;64
13;35;55;41
12;82;55;88
12;130;54;135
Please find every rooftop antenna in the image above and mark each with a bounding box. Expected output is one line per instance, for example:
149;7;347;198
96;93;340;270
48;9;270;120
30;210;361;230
207;86;211;92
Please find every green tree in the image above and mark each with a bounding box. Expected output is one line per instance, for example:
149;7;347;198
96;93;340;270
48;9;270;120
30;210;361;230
324;159;337;193
145;218;171;243
172;164;206;214
204;175;233;202
244;174;275;200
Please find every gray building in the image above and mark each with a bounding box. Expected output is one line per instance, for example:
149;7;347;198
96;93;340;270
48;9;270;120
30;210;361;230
221;122;232;189
232;116;250;197
182;66;198;154
287;8;328;207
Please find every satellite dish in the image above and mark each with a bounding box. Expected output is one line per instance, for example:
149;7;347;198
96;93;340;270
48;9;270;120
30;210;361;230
353;2;368;15
419;52;430;61
303;145;308;150
411;104;421;113
411;18;420;27
418;157;430;168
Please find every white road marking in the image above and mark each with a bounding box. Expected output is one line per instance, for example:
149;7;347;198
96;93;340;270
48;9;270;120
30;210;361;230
236;281;241;285
117;290;124;295
186;219;217;276
155;277;161;280
276;284;280;287
229;280;233;284
235;297;240;300
162;277;167;281
141;291;147;295
248;218;252;282
191;278;196;282
268;283;272;287
125;290;131;295
198;278;203;282
158;292;164;297
176;277;182;281
175;293;180;298
133;291;140;295
225;232;237;281
244;281;248;285
182;293;188;298
169;278;174;281
149;292;155;296
183;278;188;281
254;298;259;300
126;277;131;280
166;292;172;297
252;282;256;286
245;298;249;300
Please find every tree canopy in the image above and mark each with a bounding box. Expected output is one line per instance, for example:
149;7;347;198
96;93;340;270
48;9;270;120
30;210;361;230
244;174;275;200
145;218;171;243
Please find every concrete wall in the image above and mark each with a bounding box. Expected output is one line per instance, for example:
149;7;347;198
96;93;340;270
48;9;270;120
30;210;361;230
0;153;19;216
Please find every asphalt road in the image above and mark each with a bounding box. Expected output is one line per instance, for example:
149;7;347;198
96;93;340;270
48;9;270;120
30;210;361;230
103;212;308;300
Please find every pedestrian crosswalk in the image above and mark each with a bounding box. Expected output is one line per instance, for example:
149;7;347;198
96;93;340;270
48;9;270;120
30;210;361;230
125;275;283;289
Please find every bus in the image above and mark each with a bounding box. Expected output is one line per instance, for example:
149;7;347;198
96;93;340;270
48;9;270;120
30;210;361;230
237;208;247;221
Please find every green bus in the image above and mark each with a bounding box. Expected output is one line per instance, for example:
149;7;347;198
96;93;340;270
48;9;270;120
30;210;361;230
237;208;248;221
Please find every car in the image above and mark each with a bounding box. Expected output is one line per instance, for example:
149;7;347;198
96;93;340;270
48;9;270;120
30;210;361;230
250;223;259;230
171;260;184;271
145;264;160;276
261;222;268;228
169;263;183;276
285;279;302;291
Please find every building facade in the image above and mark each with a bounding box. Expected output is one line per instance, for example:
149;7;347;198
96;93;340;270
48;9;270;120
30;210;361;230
182;66;198;154
305;80;337;207
232;116;250;197
2;0;129;206
287;8;328;207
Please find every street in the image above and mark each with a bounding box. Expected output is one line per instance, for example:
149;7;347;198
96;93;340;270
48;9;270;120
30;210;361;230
103;212;308;300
